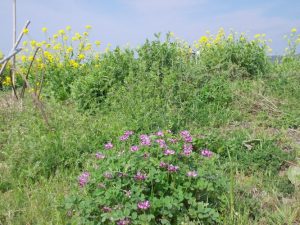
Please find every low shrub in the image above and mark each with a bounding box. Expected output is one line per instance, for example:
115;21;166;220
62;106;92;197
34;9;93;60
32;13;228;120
195;29;271;77
66;130;228;224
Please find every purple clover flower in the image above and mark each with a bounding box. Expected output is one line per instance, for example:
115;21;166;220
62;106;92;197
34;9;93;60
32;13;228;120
78;172;90;187
104;142;113;150
183;144;193;156
125;130;134;136
180;130;193;143
117;218;131;225
137;200;150;210
119;135;129;141
167;164;179;173
159;161;168;168
119;131;134;141
95;152;105;159
134;171;147;181
201;149;213;157
168;138;178;144
130;145;139;152
140;134;151;146
102;206;112;213
187;170;198;177
156;139;167;148
156;131;164;137
164;149;175;156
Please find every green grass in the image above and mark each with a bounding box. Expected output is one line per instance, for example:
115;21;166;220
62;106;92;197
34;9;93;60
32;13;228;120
0;32;300;224
1;72;299;224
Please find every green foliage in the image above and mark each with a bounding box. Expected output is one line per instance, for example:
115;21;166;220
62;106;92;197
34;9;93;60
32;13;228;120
71;48;137;110
66;130;227;224
195;32;271;77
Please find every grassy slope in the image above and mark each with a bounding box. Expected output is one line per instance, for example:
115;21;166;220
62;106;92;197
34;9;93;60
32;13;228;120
0;73;299;224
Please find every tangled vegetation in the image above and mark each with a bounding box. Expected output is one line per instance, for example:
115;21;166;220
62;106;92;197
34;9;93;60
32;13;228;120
0;27;299;225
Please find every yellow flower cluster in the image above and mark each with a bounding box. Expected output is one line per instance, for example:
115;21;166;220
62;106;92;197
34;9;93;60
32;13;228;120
18;25;102;71
2;76;11;86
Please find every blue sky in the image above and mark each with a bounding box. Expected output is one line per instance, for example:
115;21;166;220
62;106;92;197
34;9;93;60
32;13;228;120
1;0;299;55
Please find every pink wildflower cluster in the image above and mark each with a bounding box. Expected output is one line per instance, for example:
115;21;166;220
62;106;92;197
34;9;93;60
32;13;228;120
134;171;147;181
137;200;150;210
168;138;178;144
140;134;151;146
164;149;175;156
159;162;179;172
78;172;90;187
156;130;164;137
104;142;113;150
201;149;213;157
156;139;167;148
130;145;139;152
187;170;198;177
168;164;180;172
120;130;134;141
180;130;193;143
117;218;131;225
95;152;105;159
159;161;168;168
183;144;193;156
102;206;112;213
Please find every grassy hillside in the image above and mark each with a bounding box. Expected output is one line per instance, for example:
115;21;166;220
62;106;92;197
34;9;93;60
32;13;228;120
0;28;299;224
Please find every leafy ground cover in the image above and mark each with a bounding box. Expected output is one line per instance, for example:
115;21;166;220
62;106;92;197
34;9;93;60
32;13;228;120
0;27;299;224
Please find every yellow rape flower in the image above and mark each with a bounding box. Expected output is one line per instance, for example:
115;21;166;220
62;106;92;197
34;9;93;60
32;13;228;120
78;54;85;60
30;40;37;47
69;59;79;68
66;26;72;31
23;28;29;34
84;43;92;51
199;36;209;44
254;34;261;39
59;29;65;35
28;55;34;61
42;27;48;32
53;44;62;51
53;34;58;39
95;40;101;46
3;76;11;86
85;25;92;30
63;36;69;41
23;41;28;46
66;47;73;53
291;28;297;33
74;33;82;40
83;32;89;36
21;55;27;62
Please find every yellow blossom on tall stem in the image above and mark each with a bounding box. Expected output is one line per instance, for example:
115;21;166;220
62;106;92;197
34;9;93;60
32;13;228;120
95;40;101;46
42;27;48;33
291;28;297;33
59;29;65;35
23;28;29;34
66;26;72;31
78;54;85;60
85;25;92;30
